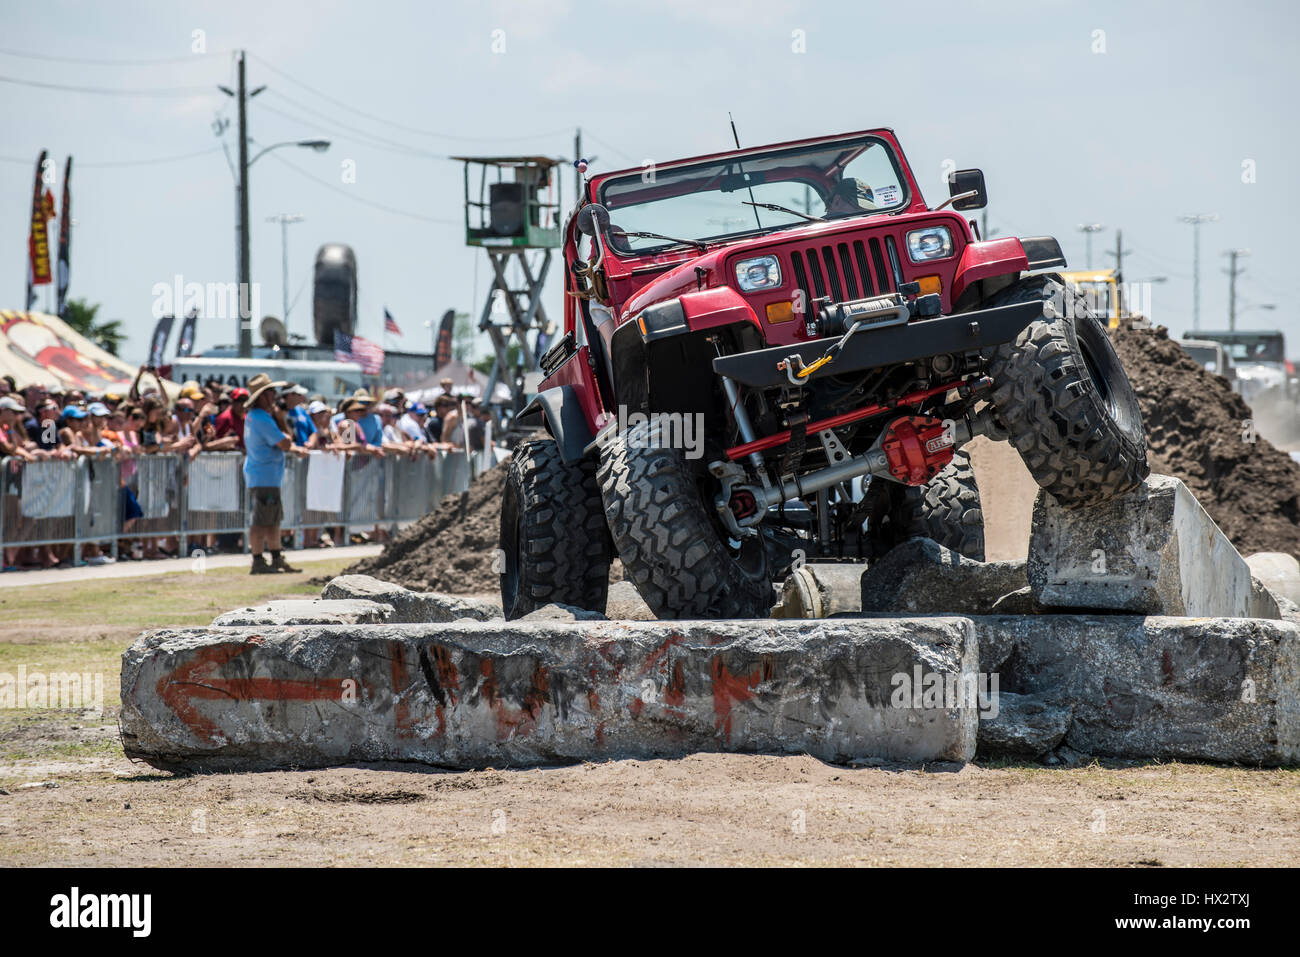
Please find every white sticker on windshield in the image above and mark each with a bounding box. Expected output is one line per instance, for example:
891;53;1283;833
873;184;899;205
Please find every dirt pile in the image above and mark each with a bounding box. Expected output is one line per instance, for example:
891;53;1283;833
343;464;508;594
1109;322;1300;556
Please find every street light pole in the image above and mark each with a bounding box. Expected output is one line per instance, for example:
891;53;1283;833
220;51;328;357
1076;223;1105;269
267;214;305;333
1178;213;1219;331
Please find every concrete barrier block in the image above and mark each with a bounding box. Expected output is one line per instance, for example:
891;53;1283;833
213;599;393;626
973;614;1300;764
321;574;502;623
1028;475;1280;619
1246;552;1300;606
120;617;979;771
858;538;1028;614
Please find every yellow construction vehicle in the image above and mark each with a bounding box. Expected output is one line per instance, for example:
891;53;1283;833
1060;268;1121;328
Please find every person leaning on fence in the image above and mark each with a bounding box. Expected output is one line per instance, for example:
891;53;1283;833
242;374;309;575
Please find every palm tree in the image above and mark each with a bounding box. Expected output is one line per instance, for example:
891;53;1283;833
61;297;125;356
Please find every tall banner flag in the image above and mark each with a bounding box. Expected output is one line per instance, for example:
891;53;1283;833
147;315;175;369
434;308;455;368
175;308;198;358
56;156;72;317
26;150;52;310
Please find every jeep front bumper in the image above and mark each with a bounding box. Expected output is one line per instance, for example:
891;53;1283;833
710;299;1046;388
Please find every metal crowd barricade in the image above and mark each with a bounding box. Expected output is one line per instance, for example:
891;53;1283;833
1;448;484;565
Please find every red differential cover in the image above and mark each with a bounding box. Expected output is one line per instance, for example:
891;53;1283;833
880;415;955;485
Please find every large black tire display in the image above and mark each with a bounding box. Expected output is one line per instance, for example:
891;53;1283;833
597;418;774;620
500;438;611;620
986;275;1148;506
889;449;985;560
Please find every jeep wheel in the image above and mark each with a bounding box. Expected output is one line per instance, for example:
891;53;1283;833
597;418;774;620
887;449;985;560
986;275;1148;506
500;438;611;620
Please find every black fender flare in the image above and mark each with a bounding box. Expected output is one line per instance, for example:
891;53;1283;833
517;385;596;465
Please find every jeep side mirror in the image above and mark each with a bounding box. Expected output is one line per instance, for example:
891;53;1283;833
946;169;987;210
576;203;611;236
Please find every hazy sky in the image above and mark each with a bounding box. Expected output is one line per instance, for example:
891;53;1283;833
2;0;1297;364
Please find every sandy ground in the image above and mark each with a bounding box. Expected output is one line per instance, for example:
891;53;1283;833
2;752;1297;866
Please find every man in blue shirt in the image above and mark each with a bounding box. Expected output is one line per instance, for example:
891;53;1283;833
242;374;307;574
283;384;315;445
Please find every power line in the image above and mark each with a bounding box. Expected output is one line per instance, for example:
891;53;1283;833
0;74;216;97
266;150;457;224
255;95;446;160
247;52;572;143
0;146;223;168
0;47;226;66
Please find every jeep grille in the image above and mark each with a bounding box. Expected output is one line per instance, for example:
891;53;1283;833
788;236;894;310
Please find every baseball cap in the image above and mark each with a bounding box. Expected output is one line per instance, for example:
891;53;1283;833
409;402;428;415
307;400;330;415
62;405;89;419
230;387;250;401
88;402;111;417
0;396;25;412
180;380;205;400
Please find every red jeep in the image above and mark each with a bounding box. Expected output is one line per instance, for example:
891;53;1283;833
502;128;1148;620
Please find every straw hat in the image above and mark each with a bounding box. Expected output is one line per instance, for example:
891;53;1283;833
243;373;287;408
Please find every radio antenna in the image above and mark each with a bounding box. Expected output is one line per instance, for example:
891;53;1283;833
728;113;761;229
729;112;742;148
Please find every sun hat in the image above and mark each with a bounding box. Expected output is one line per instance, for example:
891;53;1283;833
243;373;287;409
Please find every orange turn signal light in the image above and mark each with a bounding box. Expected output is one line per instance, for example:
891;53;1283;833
916;275;942;296
766;301;796;324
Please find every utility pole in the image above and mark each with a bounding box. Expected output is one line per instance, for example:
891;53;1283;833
1178;213;1218;332
236;51;252;357
1076;223;1105;269
267;214;304;333
1224;248;1250;331
1106;229;1125;314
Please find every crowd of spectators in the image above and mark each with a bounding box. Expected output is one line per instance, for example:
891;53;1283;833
0;369;496;571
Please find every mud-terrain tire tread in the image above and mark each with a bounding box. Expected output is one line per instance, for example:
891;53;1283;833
985;275;1149;507
891;449;985;560
500;438;610;619
597;420;773;620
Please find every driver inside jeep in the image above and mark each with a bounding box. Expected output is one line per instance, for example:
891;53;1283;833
825;176;876;216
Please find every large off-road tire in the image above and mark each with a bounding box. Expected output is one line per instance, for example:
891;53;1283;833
888;449;985;560
499;438;611;620
597;418;774;620
986;275;1148;506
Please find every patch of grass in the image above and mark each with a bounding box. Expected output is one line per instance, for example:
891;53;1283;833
0;557;355;632
0;555;356;767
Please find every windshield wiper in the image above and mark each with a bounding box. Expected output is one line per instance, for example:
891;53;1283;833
610;229;709;252
741;201;824;223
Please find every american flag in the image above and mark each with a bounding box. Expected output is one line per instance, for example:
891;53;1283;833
334;330;385;375
383;307;402;337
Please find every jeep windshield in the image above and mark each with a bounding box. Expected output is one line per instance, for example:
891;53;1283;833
597;135;908;255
